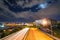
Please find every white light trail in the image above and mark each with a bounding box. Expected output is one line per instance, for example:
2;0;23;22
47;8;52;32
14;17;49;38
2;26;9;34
3;28;29;40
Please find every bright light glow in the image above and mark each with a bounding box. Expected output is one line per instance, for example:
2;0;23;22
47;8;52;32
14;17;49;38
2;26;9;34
41;18;51;26
42;20;48;26
39;3;48;9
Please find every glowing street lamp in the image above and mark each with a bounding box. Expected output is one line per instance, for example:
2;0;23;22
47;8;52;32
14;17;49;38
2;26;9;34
41;18;51;27
41;19;48;26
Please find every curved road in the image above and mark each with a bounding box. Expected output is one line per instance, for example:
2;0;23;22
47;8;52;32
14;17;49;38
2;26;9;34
1;28;54;40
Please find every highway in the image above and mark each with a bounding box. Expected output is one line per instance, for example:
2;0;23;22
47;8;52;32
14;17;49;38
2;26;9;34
0;28;54;40
23;28;53;40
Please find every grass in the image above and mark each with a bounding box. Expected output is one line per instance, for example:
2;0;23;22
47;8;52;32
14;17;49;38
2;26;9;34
53;28;60;38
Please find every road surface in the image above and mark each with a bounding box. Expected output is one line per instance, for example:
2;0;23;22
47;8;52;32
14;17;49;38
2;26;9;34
23;28;53;40
1;28;54;40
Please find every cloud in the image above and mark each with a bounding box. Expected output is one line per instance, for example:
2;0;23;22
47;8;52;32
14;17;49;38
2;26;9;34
16;0;44;7
34;2;60;19
0;0;60;22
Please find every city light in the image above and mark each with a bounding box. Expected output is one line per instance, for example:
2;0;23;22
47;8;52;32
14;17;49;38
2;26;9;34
42;19;48;26
0;24;4;27
41;18;51;27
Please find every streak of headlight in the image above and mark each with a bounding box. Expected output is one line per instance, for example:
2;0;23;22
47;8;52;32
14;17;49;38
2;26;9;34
14;28;29;40
6;28;29;40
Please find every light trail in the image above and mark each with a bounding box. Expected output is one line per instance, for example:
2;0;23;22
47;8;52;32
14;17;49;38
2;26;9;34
0;28;56;40
23;28;54;40
2;28;29;40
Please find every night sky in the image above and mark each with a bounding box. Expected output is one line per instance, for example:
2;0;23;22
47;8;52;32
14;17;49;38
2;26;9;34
0;0;60;22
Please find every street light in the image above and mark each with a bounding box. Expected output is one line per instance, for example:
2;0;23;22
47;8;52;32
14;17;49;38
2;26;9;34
41;18;51;27
41;19;48;26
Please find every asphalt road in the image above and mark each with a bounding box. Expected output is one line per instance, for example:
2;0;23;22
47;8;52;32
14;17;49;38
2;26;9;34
0;28;54;40
23;28;53;40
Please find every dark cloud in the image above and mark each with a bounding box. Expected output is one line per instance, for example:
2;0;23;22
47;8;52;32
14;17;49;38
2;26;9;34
0;0;60;22
3;0;58;12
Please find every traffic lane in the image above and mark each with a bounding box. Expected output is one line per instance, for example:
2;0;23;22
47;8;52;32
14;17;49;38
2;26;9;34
24;28;53;40
2;28;29;40
23;28;36;40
